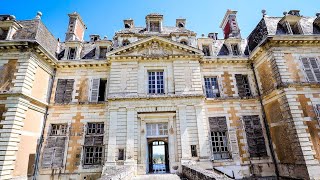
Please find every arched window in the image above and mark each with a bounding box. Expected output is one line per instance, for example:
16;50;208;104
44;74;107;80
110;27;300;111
122;39;130;46
180;40;188;45
178;22;185;28
125;24;131;29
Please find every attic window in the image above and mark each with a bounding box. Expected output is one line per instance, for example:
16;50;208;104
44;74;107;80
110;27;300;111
202;45;210;56
178;22;184;28
290;23;301;34
99;47;108;59
180;40;188;45
313;23;320;34
0;28;8;40
231;44;240;56
122;40;130;46
125;24;131;28
67;47;77;60
150;21;160;32
276;23;289;35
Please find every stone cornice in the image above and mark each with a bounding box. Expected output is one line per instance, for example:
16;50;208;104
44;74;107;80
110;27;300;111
249;35;320;62
0;92;48;111
204;96;260;103
56;60;109;69
107;93;204;101
200;56;249;64
107;54;202;61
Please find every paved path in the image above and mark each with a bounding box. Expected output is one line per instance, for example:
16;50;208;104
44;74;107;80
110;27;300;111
132;174;180;180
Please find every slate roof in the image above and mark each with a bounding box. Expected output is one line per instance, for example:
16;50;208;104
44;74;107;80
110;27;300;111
247;16;320;53
11;20;58;56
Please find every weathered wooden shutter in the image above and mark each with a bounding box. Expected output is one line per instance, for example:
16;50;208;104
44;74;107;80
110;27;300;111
309;57;320;81
235;74;246;97
243;115;267;157
54;79;67;103
301;57;316;82
89;79;100;102
63;79;74;103
41;137;56;168
209;117;228;132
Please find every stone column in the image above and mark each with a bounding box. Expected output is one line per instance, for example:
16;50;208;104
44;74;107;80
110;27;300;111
195;105;209;159
106;108;117;165
178;105;190;161
168;114;177;171
137;115;147;174
125;107;135;165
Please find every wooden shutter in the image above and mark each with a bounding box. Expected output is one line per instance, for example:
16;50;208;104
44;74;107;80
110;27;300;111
235;74;246;97
54;79;67;103
64;79;74;103
301;57;316;82
209;117;227;132
89;79;100;102
243;115;267;157
41;137;56;168
309;57;320;81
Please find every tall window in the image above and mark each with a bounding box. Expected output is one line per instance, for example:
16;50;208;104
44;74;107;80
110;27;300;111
148;71;164;94
204;77;220;98
84;122;104;165
0;28;8;40
243;115;267;157
89;78;107;102
150;21;160;32
209;117;231;160
67;47;77;60
146;123;168;137
41;124;68;168
231;44;240;56
300;57;320;82
235;74;252;97
202;45;210;56
54;79;74;104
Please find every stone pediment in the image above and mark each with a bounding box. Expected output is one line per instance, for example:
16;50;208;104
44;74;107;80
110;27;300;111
106;36;203;58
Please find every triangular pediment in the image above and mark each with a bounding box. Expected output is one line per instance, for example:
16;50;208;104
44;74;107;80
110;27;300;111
106;36;203;58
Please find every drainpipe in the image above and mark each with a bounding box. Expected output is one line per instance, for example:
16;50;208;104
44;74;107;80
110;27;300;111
251;63;280;179
33;68;57;180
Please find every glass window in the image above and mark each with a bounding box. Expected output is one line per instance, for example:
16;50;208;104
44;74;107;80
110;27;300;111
147;123;168;137
50;124;67;136
84;146;103;165
148;71;164;94
204;77;220;98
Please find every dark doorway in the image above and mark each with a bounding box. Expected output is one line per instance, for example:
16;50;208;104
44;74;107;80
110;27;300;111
148;140;169;173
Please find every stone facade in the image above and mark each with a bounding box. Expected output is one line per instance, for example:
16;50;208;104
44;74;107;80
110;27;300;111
0;9;319;180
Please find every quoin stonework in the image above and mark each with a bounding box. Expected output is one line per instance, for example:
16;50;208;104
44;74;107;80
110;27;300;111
0;9;319;180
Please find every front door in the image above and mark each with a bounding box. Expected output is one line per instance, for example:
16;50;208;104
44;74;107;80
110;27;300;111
148;140;169;173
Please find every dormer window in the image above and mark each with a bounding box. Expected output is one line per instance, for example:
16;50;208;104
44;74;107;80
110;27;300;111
180;40;188;45
67;47;77;60
231;44;240;56
125;24;131;28
99;47;108;59
178;22;184;28
150;21;160;32
122;40;130;46
276;23;289;35
202;45;210;56
0;28;8;40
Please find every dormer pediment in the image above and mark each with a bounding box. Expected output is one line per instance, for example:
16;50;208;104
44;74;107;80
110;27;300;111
106;36;203;59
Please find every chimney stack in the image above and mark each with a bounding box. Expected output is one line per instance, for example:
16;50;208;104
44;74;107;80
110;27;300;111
65;12;86;42
220;9;241;39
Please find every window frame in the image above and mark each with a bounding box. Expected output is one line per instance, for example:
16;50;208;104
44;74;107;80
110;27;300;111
50;124;68;136
150;21;160;32
67;47;77;60
300;57;320;82
146;123;168;137
202;45;211;56
148;70;164;94
235;74;252;98
204;77;220;98
231;44;240;56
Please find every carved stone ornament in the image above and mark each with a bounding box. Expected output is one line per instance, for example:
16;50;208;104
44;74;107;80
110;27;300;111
141;41;172;57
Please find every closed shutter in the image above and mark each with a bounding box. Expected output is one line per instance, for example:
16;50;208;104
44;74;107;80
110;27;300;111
301;57;316;82
209;117;227;132
243;115;267;157
89;79;100;102
84;136;104;146
41;127;67;169
54;79;67;103
235;74;246;97
309;57;320;81
64;79;74;103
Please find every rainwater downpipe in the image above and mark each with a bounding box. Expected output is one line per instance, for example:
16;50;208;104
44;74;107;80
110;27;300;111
251;62;280;179
33;68;56;180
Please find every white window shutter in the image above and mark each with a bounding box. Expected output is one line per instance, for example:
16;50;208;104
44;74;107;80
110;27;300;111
90;79;100;102
301;57;316;82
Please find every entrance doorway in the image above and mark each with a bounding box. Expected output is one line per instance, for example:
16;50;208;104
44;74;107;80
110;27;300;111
148;140;169;173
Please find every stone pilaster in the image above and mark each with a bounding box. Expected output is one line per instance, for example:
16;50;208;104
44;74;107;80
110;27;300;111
195;105;209;159
125;107;135;165
106;108;118;165
178;105;190;161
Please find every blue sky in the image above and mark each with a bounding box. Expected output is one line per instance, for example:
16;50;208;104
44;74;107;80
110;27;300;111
1;0;318;41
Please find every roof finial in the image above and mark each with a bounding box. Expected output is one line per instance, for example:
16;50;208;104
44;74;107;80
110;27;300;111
35;11;42;20
283;11;287;16
261;9;267;17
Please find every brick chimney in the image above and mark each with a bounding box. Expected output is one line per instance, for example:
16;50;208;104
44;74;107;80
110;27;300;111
220;10;241;39
65;12;86;42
